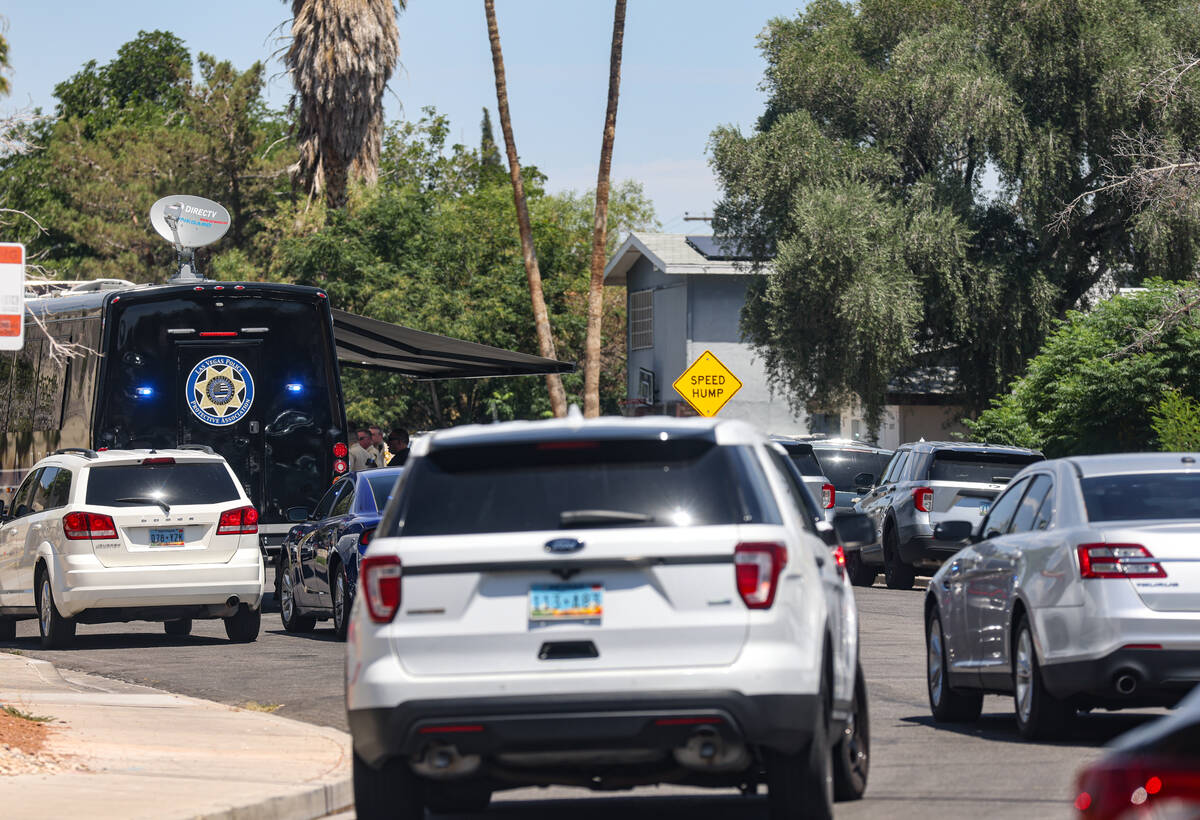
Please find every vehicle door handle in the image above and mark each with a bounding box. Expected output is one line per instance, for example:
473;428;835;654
299;545;315;560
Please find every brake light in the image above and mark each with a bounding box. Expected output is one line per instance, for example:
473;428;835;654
359;528;374;547
833;544;846;578
332;442;348;458
63;512;117;540
913;487;933;513
734;542;787;609
1074;756;1200;819
199;331;238;337
141;457;176;465
821;483;835;509
1078;544;1166;579
361;554;402;623
333;459;348;475
217;505;259;535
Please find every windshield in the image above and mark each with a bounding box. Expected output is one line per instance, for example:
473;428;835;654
392;439;780;536
85;463;240;506
813;448;893;493
1082;473;1200;522
930;452;1042;484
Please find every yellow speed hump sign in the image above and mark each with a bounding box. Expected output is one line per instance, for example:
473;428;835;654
673;350;742;417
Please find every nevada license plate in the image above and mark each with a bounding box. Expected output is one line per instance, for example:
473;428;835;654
149;528;185;546
529;584;603;624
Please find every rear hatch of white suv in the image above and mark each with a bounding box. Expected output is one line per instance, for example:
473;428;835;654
79;455;256;567
377;432;784;676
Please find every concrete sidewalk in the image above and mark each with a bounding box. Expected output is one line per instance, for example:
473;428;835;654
0;651;353;820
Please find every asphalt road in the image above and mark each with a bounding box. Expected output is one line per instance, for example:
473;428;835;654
3;579;1163;819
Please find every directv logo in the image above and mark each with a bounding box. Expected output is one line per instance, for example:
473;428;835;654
183;204;219;219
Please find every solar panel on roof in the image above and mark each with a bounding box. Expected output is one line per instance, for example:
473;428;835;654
685;235;753;261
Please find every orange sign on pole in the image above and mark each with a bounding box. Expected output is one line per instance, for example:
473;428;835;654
0;244;24;347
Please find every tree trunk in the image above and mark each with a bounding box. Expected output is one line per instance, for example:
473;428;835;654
484;0;568;418
583;0;626;417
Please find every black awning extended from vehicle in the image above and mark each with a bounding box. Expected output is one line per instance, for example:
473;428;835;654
332;309;576;380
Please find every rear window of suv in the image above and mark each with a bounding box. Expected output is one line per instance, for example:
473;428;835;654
929;452;1043;484
85;463;241;506
813;448;893;493
393;439;780;536
1082;473;1200;522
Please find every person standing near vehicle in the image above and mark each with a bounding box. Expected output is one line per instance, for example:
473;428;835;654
348;428;379;471
386;429;410;466
369;425;390;466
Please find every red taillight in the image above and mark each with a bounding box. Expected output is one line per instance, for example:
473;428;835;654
63;512;117;540
821;483;835;509
199;331;238;337
1078;544;1166;579
1075;757;1200;820
833;544;846;578
359;528;374;547
654;717;723;726
141;457;176;465
217;505;259;535
332;442;348;458
361;554;402;623
333;459;348;475
913;487;933;513
734;542;787;609
418;724;483;734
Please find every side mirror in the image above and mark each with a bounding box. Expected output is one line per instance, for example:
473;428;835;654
0;499;8;519
853;472;875;493
832;512;875;549
934;520;974;543
286;506;310;523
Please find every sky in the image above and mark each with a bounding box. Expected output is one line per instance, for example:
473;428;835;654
3;1;805;234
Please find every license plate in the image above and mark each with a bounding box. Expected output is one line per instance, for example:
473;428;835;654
529;584;603;624
149;528;185;546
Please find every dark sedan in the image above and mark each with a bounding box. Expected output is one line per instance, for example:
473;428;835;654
278;468;404;639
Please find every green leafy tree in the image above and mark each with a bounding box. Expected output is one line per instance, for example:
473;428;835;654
1151;390;1200;451
711;0;1200;430
967;282;1200;457
0;18;11;97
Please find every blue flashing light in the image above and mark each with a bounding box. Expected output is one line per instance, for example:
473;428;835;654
285;382;304;394
135;386;155;398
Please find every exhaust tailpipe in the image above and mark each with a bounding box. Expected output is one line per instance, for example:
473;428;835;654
226;596;240;608
673;728;751;773
410;743;481;780
1114;672;1139;696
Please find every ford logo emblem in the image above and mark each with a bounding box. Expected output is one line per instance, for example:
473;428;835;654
544;538;584;554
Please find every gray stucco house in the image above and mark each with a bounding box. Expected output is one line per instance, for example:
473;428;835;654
603;232;968;448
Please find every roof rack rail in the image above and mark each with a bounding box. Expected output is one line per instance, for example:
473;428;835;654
54;447;98;459
176;444;215;454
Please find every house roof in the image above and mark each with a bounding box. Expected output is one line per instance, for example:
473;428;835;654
604;232;766;285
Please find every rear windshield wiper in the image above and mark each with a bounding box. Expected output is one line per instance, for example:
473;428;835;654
114;496;171;515
559;509;655;528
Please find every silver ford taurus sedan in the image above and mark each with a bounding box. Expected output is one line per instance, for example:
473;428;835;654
923;453;1200;740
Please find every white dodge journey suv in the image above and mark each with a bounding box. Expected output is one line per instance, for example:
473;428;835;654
0;447;265;647
346;416;874;819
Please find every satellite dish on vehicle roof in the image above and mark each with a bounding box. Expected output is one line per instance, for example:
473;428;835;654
149;195;231;282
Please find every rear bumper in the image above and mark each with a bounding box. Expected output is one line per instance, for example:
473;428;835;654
56;549;264;617
348;690;819;769
897;535;962;568
1041;647;1200;705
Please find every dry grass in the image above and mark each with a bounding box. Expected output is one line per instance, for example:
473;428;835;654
241;701;283;713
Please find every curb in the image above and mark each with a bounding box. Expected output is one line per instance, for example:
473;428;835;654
195;778;353;820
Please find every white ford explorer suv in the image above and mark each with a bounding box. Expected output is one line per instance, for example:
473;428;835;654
346;417;874;819
0;447;265;648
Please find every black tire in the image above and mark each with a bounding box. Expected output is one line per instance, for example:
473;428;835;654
766;678;834;819
882;527;916;590
279;550;317;633
833;663;870;802
332;561;351;641
424;780;493;815
353;751;424;820
844;549;877;588
0;617;15;641
36;568;76;649
163;618;192;637
1013;615;1074;740
223;604;261;643
926;608;983;723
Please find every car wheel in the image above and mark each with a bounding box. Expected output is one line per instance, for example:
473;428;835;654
833;663;870;801
1013;615;1073;740
163;618;192;637
424;780;493;814
882;528;916;590
332;563;352;641
0;617;15;641
279;550;317;633
223;604;261;643
353;751;423;820
36;568;76;649
766;674;834;819
844;550;877;588
926;608;983;722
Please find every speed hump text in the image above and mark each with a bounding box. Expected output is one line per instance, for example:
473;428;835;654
673;351;742;417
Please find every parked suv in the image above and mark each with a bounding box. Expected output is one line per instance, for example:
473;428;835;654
769;436;836;520
346;417;874;819
855;441;1043;589
0;447;265;648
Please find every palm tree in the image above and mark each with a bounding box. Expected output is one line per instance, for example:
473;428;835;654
484;0;568;418
286;0;401;208
584;0;626;417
